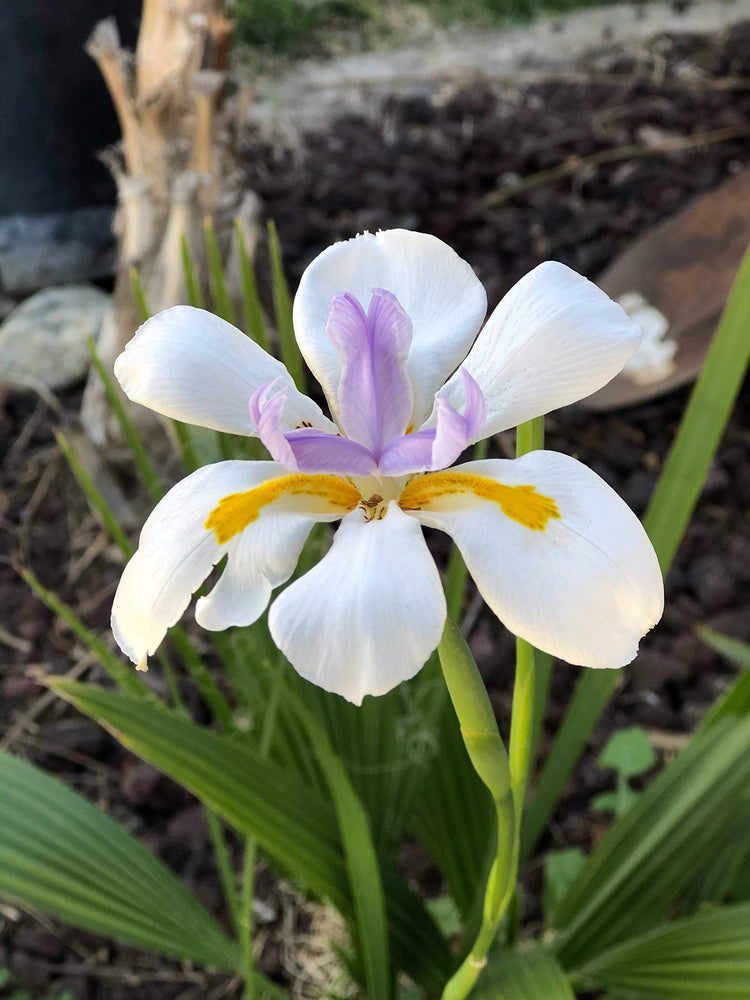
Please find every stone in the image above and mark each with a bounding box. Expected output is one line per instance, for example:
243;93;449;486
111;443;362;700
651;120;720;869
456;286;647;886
0;209;116;294
0;284;109;393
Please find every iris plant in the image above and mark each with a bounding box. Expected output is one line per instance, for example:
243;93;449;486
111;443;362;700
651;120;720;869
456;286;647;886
111;229;663;704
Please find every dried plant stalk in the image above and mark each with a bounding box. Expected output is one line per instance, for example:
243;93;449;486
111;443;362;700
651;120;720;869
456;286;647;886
81;0;258;445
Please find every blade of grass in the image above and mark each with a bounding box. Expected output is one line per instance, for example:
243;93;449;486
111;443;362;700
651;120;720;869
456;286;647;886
181;233;205;309
523;244;750;859
168;626;234;732
204;217;237;325
49;680;453;994
267;219;305;390
85;336;163;504
645;243;750;572
19;567;151;700
129;266;151;323
55;431;132;556
296;703;391;1000
573;902;750;998
234;217;270;351
552;714;750;968
171;419;202;473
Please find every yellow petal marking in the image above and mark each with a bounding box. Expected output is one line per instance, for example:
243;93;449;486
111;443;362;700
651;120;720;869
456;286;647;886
205;474;361;544
399;471;561;531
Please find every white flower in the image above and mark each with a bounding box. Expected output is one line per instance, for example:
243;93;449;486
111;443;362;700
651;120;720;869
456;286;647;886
111;230;663;705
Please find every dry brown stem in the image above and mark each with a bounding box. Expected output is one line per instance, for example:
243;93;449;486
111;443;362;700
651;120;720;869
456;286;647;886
82;0;259;445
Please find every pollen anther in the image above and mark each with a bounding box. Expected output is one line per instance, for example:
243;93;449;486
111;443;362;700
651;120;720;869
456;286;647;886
358;493;387;521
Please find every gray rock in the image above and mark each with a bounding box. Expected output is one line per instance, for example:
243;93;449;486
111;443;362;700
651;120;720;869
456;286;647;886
0;208;116;294
0;284;110;393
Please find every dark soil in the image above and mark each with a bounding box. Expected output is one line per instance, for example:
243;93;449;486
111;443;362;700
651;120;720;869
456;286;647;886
1;19;749;999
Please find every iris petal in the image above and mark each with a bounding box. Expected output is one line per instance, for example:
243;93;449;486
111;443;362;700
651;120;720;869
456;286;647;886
437;262;641;439
378;369;486;476
269;502;446;704
409;452;663;669
326;288;414;453
250;380;377;476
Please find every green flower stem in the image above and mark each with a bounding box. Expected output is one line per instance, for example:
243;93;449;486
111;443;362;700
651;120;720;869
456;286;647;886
509;638;536;818
438;618;515;1000
509;415;545;852
440;416;546;999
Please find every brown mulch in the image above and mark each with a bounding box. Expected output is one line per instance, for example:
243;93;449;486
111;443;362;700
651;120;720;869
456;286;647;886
1;19;749;998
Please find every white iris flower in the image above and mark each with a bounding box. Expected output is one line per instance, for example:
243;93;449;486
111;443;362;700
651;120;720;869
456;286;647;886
111;229;664;705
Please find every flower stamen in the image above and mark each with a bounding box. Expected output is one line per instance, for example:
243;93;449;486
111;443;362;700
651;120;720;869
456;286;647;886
358;493;387;521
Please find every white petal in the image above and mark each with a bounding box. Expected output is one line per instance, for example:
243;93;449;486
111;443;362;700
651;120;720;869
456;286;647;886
195;513;316;631
438;262;641;438
112;461;317;664
268;502;446;705
293;230;487;428
412;453;663;668
115;305;333;435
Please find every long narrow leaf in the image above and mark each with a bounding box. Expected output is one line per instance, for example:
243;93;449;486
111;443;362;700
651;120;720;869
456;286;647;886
524;245;750;857
19;567;152;700
0;751;238;972
552;714;750;968
204;217;237;324
50;679;347;907
267;219;305;391
85;337;163;503
48;680;452;993
234;217;270;351
298;707;391;1000
574;903;750;998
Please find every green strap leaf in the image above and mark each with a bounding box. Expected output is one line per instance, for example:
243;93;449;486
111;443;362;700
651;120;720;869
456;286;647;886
473;947;575;999
297;707;391;1000
0;751;239;972
574;902;750;998
267;219;305;391
552;715;750;969
49;680;452;994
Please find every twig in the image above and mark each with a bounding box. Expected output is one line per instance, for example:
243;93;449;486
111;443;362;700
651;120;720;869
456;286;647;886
0;624;32;655
479;124;750;208
1;652;95;751
17;453;61;565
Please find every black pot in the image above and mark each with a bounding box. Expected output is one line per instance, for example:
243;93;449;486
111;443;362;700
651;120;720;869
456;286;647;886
0;1;141;295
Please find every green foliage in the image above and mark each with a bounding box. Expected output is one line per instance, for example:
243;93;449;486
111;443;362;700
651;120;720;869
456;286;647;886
697;627;750;669
553;714;750;968
234;0;623;55
473;946;575;999
0;990;74;1000
574;902;750;998
592;727;656;817
48;679;452;995
0;752;239;971
543;848;586;922
236;0;372;55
